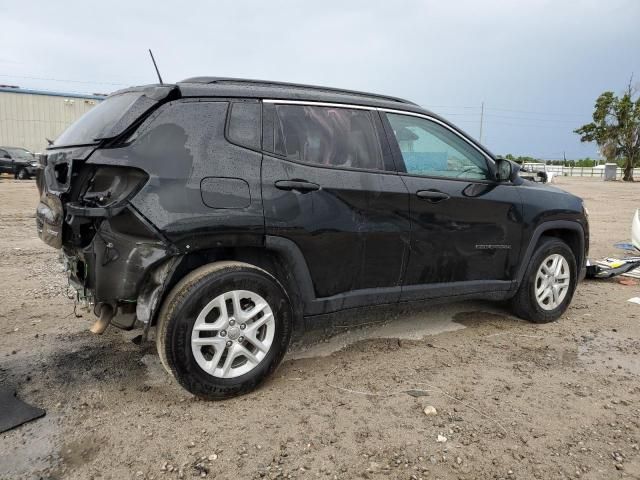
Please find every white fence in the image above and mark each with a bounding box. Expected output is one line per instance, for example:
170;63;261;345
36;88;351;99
545;166;640;179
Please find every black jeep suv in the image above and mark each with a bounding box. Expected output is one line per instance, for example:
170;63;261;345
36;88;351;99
36;78;589;398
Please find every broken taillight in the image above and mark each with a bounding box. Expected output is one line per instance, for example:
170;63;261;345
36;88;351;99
81;166;148;208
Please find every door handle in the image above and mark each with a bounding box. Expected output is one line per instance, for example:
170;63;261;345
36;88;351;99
274;180;320;193
416;189;450;202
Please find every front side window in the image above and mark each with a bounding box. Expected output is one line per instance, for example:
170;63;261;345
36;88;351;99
386;113;490;180
274;104;384;171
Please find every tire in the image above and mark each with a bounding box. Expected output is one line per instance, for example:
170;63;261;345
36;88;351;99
16;168;29;180
510;237;577;323
156;261;293;399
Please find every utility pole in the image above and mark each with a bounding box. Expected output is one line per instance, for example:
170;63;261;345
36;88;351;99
479;101;484;143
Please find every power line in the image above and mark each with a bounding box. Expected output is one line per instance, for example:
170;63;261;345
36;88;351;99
430;110;587;122
483;113;582;124
478;120;577;129
423;104;590;118
484;106;590;117
0;73;130;87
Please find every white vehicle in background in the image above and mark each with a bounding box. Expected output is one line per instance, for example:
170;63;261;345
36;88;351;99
519;162;555;183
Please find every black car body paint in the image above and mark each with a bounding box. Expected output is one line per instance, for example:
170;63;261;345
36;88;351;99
36;78;589;330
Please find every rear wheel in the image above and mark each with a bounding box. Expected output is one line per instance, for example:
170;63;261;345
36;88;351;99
510;237;577;323
156;261;293;399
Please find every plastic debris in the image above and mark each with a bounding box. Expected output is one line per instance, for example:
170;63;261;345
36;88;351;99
628;297;640;305
614;242;638;252
633;209;640;251
586;258;640;279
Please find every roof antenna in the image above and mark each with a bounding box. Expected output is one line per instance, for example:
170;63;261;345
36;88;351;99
148;49;164;85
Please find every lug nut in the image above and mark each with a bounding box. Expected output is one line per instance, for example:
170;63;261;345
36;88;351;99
226;340;233;347
220;330;227;337
229;319;236;326
238;336;244;342
240;324;246;330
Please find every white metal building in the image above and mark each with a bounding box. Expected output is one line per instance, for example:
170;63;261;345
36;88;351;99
0;86;104;154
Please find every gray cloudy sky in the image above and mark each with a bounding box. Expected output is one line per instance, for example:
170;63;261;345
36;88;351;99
1;0;639;159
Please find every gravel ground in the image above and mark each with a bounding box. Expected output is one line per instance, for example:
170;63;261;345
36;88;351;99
1;176;639;480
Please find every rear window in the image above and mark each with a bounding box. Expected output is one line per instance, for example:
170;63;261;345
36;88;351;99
273;104;384;171
54;92;151;147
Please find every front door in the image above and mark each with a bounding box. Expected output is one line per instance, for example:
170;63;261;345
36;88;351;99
381;111;523;301
261;102;410;313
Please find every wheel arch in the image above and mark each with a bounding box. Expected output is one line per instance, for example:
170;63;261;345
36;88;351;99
149;236;314;326
515;221;585;286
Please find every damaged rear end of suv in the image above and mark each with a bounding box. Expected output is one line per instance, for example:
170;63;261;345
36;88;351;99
37;85;182;334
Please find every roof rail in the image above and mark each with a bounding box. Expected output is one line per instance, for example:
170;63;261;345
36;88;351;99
179;76;418;105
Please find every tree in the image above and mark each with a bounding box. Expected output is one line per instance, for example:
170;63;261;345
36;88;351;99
575;79;640;181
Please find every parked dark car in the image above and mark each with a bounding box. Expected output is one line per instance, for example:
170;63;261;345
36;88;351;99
36;78;589;398
0;146;38;179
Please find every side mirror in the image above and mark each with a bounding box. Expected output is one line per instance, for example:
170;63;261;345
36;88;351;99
496;158;520;182
537;171;548;183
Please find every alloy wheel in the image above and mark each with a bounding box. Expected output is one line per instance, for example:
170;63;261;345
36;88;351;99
534;253;570;311
191;290;275;378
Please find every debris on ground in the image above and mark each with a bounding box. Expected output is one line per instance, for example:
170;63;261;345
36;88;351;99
0;386;45;433
586;258;640;279
405;389;429;397
587;212;640;280
423;406;438;416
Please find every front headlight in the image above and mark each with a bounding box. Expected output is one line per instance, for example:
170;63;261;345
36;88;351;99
583;203;590;218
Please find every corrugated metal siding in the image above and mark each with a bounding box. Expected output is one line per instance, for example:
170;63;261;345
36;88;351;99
0;91;100;153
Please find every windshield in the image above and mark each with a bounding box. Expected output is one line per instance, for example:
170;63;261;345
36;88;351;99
53;92;143;147
5;148;34;160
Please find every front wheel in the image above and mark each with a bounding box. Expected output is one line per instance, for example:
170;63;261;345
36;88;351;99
156;261;293;399
510;237;577;323
16;168;29;180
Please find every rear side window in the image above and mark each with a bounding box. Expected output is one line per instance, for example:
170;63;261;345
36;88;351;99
273;104;384;171
227;102;261;150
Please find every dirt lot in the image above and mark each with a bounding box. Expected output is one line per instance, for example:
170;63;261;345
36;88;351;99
1;176;639;480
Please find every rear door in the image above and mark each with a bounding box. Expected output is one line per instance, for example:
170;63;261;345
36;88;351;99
262;101;410;312
380;111;523;301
